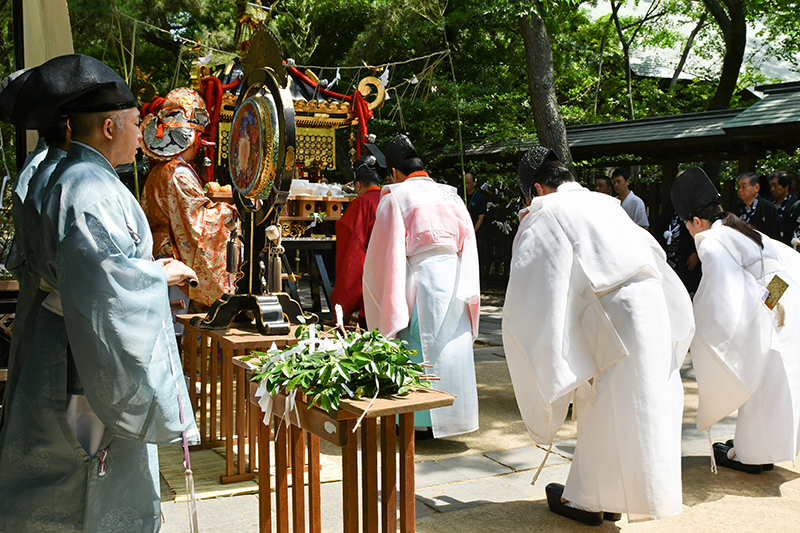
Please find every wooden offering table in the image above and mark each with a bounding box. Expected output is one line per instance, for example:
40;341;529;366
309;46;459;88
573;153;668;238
176;314;298;483
238;356;455;533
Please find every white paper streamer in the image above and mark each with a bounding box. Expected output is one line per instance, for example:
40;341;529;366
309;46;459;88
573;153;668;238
326;68;341;90
379;68;390;100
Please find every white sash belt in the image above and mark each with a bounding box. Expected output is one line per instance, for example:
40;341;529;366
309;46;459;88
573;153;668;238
39;279;64;317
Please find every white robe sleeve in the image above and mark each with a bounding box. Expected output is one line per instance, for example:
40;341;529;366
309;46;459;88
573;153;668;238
660;264;695;372
502;208;627;444
363;191;411;338
457;211;481;340
691;235;773;431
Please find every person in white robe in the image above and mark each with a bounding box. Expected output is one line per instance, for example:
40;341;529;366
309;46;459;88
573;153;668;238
671;167;800;474
502;147;694;524
363;134;480;439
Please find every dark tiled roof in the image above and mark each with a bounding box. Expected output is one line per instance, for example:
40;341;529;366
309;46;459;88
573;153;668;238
567;109;742;160
724;89;800;137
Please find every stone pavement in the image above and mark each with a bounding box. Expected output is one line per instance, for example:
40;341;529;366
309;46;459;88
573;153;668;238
160;293;800;532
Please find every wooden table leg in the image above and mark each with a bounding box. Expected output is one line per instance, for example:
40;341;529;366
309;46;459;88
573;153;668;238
362;418;379;533
398;413;415;533
188;327;199;412
221;351;256;484
249;386;259;473
259;416;272;533
291;425;306;533
210;338;220;443
380;416;397;533
222;347;234;481
199;329;208;442
308;434;321;533
276;415;289;533
236;361;247;476
342;419;359;533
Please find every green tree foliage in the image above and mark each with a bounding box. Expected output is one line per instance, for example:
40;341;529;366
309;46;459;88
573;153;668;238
0;0;17;256
0;0;798;241
69;0;240;94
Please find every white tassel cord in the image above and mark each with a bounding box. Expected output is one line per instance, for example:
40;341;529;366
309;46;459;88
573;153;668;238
531;443;553;485
708;429;717;474
177;390;199;532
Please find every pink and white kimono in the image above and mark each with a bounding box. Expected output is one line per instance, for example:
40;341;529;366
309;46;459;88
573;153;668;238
363;172;480;438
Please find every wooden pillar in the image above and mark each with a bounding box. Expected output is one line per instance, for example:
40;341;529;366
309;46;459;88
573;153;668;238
737;151;758;175
275;416;289;533
380;416;397;533
290;425;306;533
308;434;321;532
342;419;359;532
398;413;415;533
258;419;272;533
361;419;379;532
661;159;678;210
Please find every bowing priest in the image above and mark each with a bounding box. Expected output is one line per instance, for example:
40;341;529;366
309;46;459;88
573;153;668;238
331;157;382;327
363;134;480;439
0;55;199;533
672;168;800;474
502;147;694;525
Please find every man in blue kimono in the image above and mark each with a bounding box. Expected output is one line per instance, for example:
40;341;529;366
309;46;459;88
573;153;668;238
0;54;199;533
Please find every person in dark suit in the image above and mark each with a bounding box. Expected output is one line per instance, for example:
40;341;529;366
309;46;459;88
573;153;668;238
731;172;780;240
768;170;799;244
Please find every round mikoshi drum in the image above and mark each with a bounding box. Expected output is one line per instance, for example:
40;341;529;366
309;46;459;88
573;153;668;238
228;93;281;199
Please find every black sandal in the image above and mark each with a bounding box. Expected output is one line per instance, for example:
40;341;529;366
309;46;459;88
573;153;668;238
545;483;603;526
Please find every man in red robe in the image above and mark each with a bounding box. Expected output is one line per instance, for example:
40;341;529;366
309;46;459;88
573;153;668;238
331;159;381;326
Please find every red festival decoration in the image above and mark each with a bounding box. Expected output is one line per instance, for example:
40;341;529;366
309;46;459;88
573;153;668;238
286;64;374;157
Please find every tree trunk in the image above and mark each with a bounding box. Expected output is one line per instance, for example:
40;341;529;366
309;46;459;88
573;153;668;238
593;19;611;115
518;10;574;173
704;0;747;110
610;0;635;119
670;10;708;89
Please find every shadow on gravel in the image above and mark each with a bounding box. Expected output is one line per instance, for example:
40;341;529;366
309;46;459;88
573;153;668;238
416;499;623;533
682;455;800;507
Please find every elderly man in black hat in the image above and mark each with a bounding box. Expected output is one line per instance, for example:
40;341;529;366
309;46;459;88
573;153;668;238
0;54;198;533
502;147;694;525
362;134;480;439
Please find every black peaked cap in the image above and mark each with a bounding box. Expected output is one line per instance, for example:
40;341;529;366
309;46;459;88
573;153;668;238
385;134;418;173
354;158;380;185
362;142;386;171
0;68;35;124
671;167;720;221
11;54;136;129
517;146;558;198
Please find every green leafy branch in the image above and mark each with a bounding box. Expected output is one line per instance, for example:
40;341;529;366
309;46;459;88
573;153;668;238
245;324;431;414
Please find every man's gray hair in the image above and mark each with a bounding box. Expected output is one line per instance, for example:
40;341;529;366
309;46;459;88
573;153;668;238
69;108;129;138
